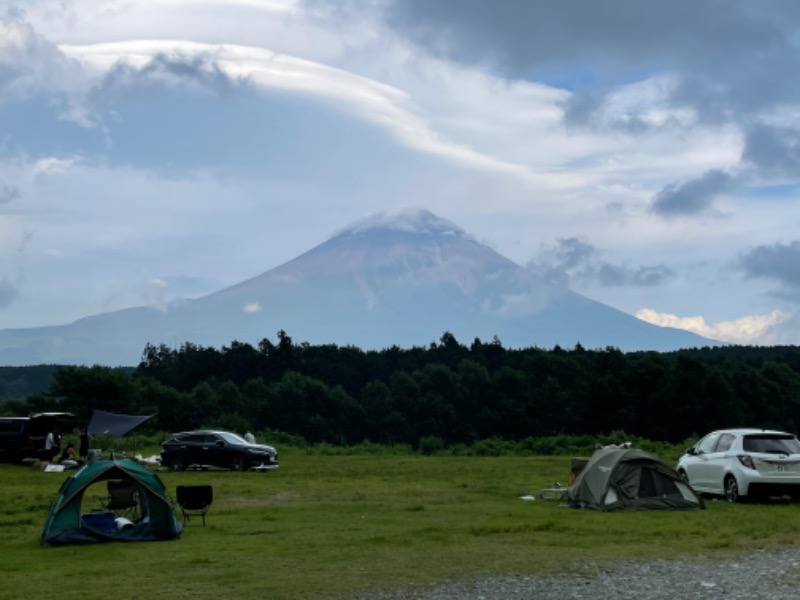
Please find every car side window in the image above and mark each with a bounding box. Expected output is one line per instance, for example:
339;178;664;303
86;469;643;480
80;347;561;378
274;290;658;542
183;434;204;444
716;433;735;452
205;434;222;445
697;432;721;454
0;420;25;433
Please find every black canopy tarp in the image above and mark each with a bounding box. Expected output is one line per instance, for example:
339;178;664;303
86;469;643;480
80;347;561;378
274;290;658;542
88;410;153;436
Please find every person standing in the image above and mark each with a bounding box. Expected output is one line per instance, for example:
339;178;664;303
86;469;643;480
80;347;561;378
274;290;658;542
44;429;59;461
79;426;91;460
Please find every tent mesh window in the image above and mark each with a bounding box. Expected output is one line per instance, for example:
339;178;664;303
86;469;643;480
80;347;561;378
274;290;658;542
637;468;681;498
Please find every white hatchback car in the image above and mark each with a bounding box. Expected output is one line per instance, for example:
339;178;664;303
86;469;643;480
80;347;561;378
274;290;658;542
677;428;800;502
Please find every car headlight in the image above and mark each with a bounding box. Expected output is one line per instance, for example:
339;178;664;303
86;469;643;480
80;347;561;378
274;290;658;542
737;454;756;470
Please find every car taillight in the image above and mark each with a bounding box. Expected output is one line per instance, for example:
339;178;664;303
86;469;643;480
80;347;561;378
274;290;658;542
737;454;756;470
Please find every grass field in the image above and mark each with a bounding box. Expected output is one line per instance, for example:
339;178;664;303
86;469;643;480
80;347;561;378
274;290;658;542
3;449;800;600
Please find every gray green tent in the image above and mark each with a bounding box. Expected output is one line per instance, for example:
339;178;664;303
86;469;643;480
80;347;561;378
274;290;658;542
41;458;182;545
565;447;704;511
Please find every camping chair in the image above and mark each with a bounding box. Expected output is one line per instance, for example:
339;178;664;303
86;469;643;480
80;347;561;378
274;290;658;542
176;485;213;526
569;457;590;484
539;457;590;500
101;480;139;521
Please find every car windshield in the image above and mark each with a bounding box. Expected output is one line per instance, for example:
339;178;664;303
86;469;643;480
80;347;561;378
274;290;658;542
743;434;800;454
217;432;248;445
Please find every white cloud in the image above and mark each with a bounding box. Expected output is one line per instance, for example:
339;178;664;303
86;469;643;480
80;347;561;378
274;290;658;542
33;157;75;177
0;20;86;100
636;308;791;345
339;207;467;237
58;40;558;185
243;302;261;313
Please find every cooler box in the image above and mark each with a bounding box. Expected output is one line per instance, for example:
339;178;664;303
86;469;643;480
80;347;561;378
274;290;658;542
81;512;116;530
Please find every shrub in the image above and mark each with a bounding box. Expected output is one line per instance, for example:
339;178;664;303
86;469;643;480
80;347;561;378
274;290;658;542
418;435;445;455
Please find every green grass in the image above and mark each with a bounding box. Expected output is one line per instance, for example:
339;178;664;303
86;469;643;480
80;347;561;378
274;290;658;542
2;451;799;599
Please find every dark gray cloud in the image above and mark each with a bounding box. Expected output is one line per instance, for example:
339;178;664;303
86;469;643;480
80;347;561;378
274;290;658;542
317;0;800;198
547;237;595;271
526;237;593;286
528;237;674;288
560;92;604;128
595;263;675;287
561;90;653;132
649;122;800;217
651;169;733;217
0;183;20;204
379;0;774;77
742;123;800;178
311;0;800;129
0;279;19;308
88;53;243;110
141;54;240;95
738;241;800;287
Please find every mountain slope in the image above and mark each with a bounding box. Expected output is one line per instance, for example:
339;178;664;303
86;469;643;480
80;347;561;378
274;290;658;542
0;209;714;366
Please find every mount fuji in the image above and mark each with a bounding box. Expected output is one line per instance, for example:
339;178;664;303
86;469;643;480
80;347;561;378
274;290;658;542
0;209;714;366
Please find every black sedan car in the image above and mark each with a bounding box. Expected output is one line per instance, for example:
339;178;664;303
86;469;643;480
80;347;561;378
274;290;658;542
161;430;279;471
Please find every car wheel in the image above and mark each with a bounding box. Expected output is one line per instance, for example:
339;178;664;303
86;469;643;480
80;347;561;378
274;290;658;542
230;455;248;471
169;455;186;472
724;475;740;503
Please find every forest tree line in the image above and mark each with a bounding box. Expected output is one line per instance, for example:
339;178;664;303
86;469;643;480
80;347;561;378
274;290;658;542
3;331;800;446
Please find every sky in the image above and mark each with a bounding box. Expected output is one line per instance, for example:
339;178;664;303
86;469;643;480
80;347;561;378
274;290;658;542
2;0;800;346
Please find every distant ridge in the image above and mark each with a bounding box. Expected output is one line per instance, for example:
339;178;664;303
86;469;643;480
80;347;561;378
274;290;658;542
0;208;715;366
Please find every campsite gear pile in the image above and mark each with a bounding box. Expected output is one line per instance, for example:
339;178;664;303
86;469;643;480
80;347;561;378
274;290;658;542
41;458;182;545
564;447;705;511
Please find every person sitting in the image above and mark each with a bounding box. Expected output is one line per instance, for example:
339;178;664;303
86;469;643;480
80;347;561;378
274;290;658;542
58;443;80;468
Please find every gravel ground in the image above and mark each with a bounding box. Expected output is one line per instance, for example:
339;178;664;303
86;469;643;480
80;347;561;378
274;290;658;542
357;546;800;599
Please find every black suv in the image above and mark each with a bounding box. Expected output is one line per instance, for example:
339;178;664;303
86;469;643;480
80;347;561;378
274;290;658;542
0;412;75;463
161;430;279;471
